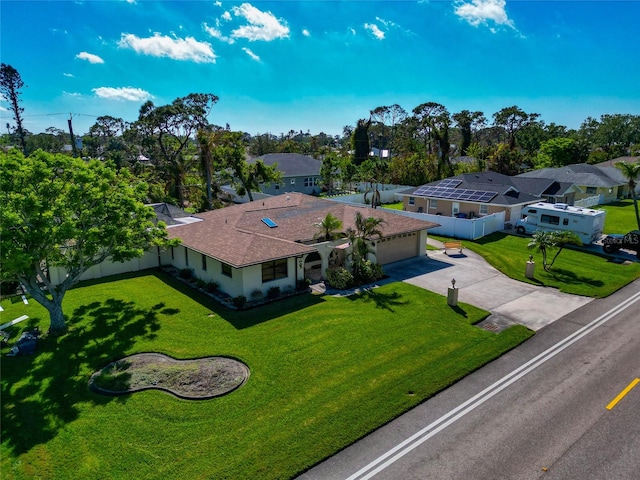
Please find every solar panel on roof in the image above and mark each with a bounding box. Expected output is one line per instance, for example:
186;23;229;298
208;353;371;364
413;186;497;202
262;217;278;228
437;179;462;188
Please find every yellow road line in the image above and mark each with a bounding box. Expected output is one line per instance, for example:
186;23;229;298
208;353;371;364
606;378;640;410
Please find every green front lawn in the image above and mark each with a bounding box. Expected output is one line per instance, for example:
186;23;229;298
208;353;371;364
599;199;640;233
443;232;640;297
1;272;531;480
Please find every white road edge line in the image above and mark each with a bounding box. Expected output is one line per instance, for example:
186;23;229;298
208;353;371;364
345;289;640;480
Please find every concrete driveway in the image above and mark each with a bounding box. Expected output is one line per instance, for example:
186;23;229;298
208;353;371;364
382;248;593;331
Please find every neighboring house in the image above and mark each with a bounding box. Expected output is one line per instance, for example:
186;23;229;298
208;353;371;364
595;156;640;196
517;163;630;203
163;193;438;299
250;153;322;196
400;172;579;223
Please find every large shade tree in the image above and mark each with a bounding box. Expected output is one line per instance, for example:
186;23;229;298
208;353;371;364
0;150;176;334
131;93;218;207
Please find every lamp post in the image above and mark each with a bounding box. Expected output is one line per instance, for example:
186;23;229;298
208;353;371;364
447;278;458;307
526;254;535;279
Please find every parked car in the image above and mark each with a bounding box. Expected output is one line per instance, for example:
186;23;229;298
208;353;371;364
601;230;640;258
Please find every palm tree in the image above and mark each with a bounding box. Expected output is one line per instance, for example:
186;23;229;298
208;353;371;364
313;213;343;241
347;212;386;281
527;230;582;272
616;161;640;230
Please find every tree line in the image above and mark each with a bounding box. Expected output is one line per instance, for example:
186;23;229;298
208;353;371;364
2;63;639;213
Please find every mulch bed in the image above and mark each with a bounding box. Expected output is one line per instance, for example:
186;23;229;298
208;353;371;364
89;353;249;400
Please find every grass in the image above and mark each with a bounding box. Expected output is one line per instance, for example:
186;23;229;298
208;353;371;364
1;271;532;480
431;232;640;297
598;199;640;233
381;201;404;210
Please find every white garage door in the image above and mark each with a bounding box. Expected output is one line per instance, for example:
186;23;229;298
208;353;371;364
376;233;419;265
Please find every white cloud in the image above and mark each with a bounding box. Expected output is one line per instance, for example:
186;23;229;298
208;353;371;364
118;33;217;63
214;1;222;6
454;0;515;29
92;87;152;102
302;28;310;37
63;73;75;78
364;23;385;40
76;51;104;64
242;47;261;61
203;22;234;44
231;3;289;41
222;11;232;21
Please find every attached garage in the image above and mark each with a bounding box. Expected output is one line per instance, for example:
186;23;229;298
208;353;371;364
375;232;421;265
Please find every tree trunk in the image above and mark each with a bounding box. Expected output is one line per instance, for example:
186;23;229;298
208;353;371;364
47;301;67;335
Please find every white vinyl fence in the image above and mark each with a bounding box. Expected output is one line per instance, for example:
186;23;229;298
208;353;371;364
574;195;602;207
328;186;410;205
378;208;506;240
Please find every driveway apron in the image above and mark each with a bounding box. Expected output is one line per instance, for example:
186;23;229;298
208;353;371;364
383;249;593;331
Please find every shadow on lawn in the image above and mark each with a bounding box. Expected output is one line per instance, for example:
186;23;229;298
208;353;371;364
348;289;408;312
1;298;163;457
155;270;325;330
545;268;605;287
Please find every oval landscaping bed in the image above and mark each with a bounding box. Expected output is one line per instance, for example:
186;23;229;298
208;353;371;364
89;353;249;400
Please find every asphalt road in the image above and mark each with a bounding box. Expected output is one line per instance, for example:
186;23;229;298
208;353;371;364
298;278;640;480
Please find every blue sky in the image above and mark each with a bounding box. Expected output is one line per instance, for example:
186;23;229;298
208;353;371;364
2;0;639;137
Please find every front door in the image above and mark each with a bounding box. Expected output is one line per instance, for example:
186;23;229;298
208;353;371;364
452;202;460;216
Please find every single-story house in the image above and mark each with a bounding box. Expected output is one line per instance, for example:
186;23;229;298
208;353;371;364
249;153;322;196
399;172;579;223
162;193;438;299
517;163;630;203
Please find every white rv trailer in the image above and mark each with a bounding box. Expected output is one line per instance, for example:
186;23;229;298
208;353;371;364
515;202;606;244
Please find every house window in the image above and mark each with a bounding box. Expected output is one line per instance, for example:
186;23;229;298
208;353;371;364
275;184;280;190
304;177;317;187
408;197;415;206
586;187;597;195
430;199;438;209
185;247;189;266
541;214;560;225
479;204;488;215
563;218;569;226
262;258;288;282
202;254;207;271
221;263;232;277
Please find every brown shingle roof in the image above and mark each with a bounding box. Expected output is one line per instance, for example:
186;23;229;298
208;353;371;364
168;193;438;267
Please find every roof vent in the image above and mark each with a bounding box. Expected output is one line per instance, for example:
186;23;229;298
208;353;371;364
553;203;569;210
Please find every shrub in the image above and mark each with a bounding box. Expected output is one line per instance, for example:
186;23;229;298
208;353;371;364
267;286;280;299
179;268;193;280
205;281;219;293
359;261;384;284
326;267;354;290
232;295;247;308
251;289;264;300
296;279;311;291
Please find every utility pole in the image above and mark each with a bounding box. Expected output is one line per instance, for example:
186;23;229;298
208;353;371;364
67;113;78;157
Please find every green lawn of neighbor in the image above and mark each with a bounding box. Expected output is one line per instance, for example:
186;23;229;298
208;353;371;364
1;271;532;480
382;201;404;210
598;199;640;233
431;232;640;297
